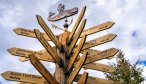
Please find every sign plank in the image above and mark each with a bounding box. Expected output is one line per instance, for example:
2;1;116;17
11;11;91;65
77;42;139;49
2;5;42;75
84;48;119;64
8;47;54;62
83;63;115;73
68;19;86;55
36;15;63;52
34;29;63;67
68;6;86;44
67;35;86;72
13;28;51;41
1;71;48;84
81;49;100;54
82;33;117;50
67;52;87;84
80;21;115;37
29;54;59;84
75;75;123;84
77;72;88;84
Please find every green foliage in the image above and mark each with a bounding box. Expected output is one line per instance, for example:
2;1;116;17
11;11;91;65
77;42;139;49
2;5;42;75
105;51;145;84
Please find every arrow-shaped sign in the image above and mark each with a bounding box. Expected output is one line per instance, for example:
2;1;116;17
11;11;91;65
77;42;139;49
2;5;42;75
67;52;87;84
13;28;51;41
81;49;100;55
80;21;115;37
84;48;119;64
83;63;115;73
1;71;48;84
77;72;88;84
29;54;59;84
67;35;86;72
68;6;86;44
82;33;117;50
68;19;86;55
75;75;123;84
36;15;64;52
8;47;54;62
34;29;63;67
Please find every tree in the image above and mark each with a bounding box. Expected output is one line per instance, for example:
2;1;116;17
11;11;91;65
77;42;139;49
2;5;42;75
105;51;145;84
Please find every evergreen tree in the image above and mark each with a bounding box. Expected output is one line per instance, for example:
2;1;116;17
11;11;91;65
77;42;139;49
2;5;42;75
105;51;145;84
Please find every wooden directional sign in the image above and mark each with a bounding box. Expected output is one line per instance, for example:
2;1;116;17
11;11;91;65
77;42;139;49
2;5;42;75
36;15;63;52
84;48;119;64
82;33;117;50
83;63;115;73
8;47;54;62
13;28;51;41
77;72;88;84
34;29;63;67
67;35;86;72
68;6;86;44
75;75;123;84
67;52;87;84
1;71;47;84
68;19;86;55
80;21;115;37
81;49;100;54
29;54;59;84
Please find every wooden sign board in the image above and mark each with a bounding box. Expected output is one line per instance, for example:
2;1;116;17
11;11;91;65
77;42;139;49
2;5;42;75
67;35;86;72
83;63;115;73
82;33;117;50
80;21;115;37
69;19;86;55
75;75;123;84
81;49;100;54
29;54;59;84
13;28;51;41
8;47;54;62
34;29;63;67
68;6;86;44
1;71;47;84
36;15;63;52
77;72;88;84
67;52;87;84
84;48;119;64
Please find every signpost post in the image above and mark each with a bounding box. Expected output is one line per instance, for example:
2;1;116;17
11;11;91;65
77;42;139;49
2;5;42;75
2;4;122;84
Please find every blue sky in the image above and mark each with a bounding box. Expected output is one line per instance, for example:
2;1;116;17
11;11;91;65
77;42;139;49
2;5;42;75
0;0;146;84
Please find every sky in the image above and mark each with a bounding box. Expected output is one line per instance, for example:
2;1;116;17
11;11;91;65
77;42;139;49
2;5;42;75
0;0;146;84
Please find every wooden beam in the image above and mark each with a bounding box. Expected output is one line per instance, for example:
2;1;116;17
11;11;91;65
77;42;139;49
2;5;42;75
67;52;87;84
36;15;64;52
67;35;86;72
75;75;123;84
82;33;117;50
77;72;88;84
84;48;119;64
68;6;86;44
68;19;86;55
7;47;54;62
34;29;63;67
80;21;115;37
29;54;59;84
83;63;115;73
13;28;51;41
1;71;47;84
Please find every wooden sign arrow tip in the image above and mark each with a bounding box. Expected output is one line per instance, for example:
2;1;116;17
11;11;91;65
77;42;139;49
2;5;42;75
107;21;115;28
13;28;21;34
7;47;16;55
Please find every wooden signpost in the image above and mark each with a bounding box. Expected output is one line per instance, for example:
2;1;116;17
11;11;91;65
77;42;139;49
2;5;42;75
2;4;122;84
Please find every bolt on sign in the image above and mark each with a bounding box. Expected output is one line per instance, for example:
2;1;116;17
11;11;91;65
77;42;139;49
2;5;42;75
2;3;123;84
